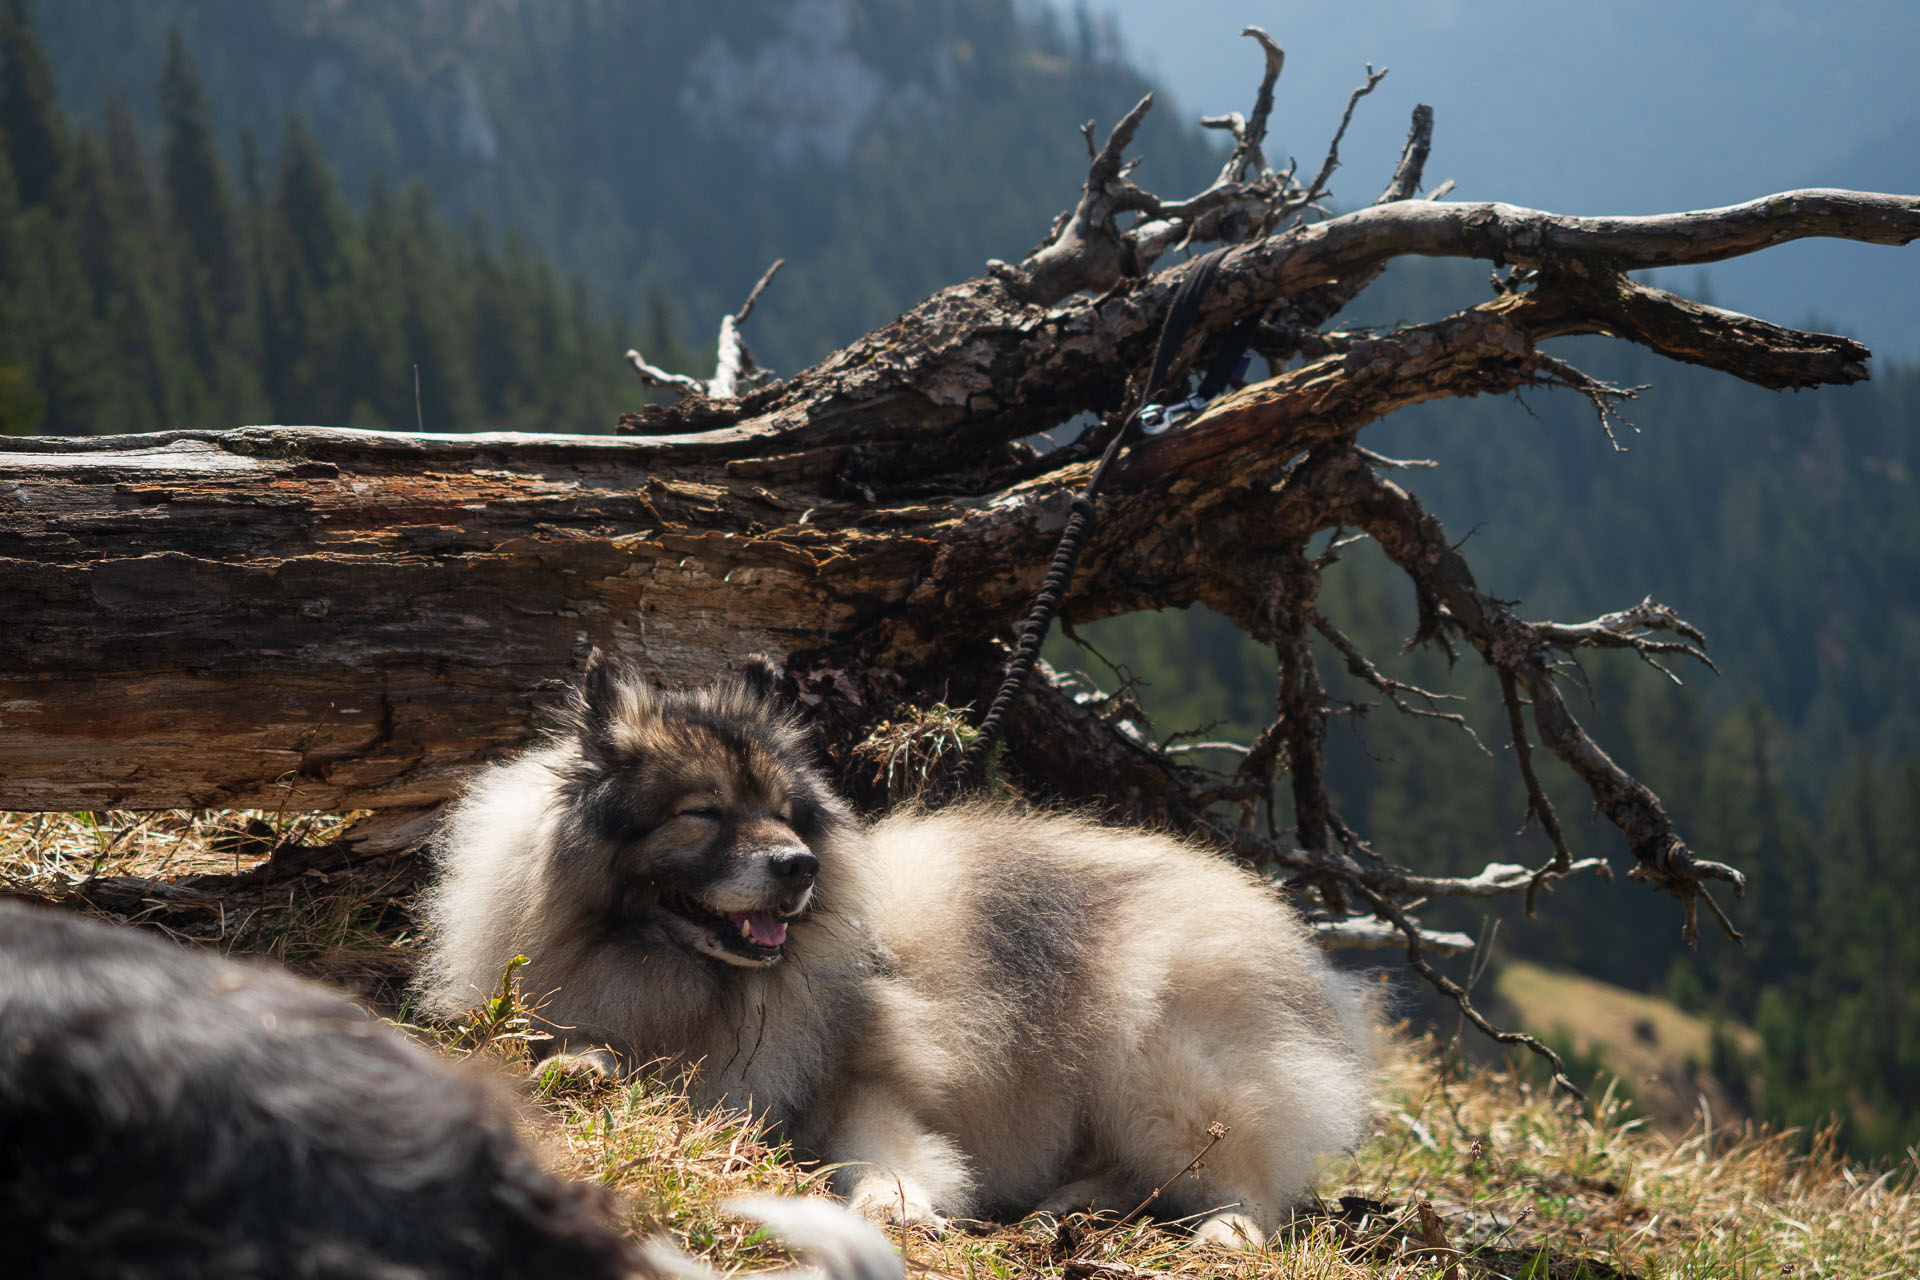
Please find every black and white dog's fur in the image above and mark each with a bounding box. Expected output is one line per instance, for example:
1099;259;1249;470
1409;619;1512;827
0;900;899;1280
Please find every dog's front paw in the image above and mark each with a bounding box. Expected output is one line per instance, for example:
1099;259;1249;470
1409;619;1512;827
845;1175;948;1234
535;1046;624;1083
1188;1210;1268;1251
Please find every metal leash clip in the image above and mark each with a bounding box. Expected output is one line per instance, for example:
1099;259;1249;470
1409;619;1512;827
1134;393;1208;436
1133;352;1253;436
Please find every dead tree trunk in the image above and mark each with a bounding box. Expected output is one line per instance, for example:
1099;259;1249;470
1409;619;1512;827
5;34;1918;1051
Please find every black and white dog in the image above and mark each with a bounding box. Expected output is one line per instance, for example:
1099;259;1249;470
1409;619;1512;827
0;900;899;1280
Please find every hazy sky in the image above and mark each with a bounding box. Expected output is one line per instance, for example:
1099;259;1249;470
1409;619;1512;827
1048;0;1920;355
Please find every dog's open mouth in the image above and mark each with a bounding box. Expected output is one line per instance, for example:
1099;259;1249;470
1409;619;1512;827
660;893;790;964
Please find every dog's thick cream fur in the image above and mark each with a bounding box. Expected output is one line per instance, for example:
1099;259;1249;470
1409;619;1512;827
419;658;1373;1246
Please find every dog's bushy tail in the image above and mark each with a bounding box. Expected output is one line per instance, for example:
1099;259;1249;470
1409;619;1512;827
641;1198;902;1280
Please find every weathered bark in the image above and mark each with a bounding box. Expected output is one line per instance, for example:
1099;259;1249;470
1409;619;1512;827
0;428;885;810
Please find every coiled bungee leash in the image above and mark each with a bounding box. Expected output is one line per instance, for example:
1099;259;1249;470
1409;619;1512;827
940;245;1255;798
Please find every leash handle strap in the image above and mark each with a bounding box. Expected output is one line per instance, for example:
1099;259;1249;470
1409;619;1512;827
944;247;1242;797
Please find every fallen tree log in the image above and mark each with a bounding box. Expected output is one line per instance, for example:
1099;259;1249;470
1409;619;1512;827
5;36;1919;1059
2;256;1889;814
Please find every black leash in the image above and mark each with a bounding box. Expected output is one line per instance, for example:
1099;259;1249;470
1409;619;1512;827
941;246;1251;797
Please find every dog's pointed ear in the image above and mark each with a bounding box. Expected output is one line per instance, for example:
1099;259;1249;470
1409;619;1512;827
733;653;783;705
580;647;618;726
566;648;626;770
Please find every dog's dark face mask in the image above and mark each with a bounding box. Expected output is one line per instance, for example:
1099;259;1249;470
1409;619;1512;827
561;653;843;968
614;788;818;968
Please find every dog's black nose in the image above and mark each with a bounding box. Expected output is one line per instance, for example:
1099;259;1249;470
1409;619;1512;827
770;849;818;884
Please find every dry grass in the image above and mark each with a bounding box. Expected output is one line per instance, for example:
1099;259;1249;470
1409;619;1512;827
1353;1042;1920;1279
0;808;414;997
5;809;1917;1279
0;807;361;898
502;1032;1918;1280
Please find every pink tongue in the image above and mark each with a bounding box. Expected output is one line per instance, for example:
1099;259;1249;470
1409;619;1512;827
729;911;788;947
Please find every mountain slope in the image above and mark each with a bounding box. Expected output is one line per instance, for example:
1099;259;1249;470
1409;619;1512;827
38;0;1217;372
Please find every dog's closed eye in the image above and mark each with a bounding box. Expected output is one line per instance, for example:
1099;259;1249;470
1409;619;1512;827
673;796;724;820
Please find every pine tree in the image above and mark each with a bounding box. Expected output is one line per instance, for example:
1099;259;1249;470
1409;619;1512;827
103;96;156;231
0;0;64;210
10;204;110;433
0;139;45;431
68;132;166;428
394;180;479;430
159;28;243;322
265;114;363;424
1694;702;1817;1012
467;225;537;425
277;115;354;292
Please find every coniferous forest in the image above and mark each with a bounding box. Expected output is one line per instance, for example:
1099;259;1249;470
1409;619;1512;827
3;0;1916;1159
0;11;669;437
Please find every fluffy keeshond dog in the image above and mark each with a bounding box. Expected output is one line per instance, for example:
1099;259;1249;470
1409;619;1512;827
419;654;1373;1247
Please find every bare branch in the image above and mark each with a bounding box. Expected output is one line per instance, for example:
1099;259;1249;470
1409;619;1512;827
1161;740;1250;756
709;317;749;400
1255;103;1435;365
1201;817;1608;904
1528;270;1871;390
1313;914;1474;955
1217;26;1285;184
1289;65;1390;215
626;259;787;403
1091;94;1155;184
1352;446;1438;470
710;258;787;399
731;257;785;328
1534;597;1718;675
1528;352;1642;449
1314;608;1489;752
1498;668;1574;887
624;349;705;396
1350;881;1586;1099
1311;189;1920;275
1380;104;1435;204
1275;576;1335;858
1201;112;1249;149
1320;459;1748;942
1009;94;1160;301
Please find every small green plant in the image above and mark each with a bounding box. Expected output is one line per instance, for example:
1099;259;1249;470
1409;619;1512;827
445;953;552;1058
